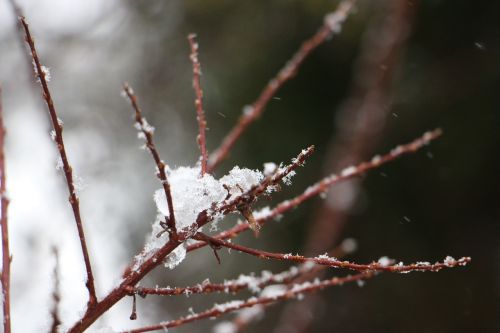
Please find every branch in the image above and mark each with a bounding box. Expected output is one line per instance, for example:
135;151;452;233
207;0;356;172
194;233;470;274
121;272;374;333
188;129;442;252
188;34;209;176
122;83;177;236
0;86;11;333
126;264;311;297
49;247;61;333
19;16;97;308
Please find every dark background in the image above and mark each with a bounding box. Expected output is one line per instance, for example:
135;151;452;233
1;0;499;332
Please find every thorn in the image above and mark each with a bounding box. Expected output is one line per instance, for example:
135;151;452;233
212;247;221;265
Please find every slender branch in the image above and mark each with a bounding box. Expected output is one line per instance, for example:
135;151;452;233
126;264;311;297
121;272;375;333
194;233;470;274
207;0;356;172
19;16;97;308
122;83;177;236
0;87;12;333
188;129;442;252
188;34;209;176
49;247;61;333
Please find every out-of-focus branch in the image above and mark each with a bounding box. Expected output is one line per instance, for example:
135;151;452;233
274;2;421;331
0;87;12;333
188;34;209;176
123;83;177;237
49;247;61;333
207;0;356;172
19;16;98;309
307;0;420;258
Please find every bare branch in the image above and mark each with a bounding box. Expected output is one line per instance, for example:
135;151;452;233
19;16;97;308
188;33;209;176
122;83;177;237
207;0;356;172
0;86;12;333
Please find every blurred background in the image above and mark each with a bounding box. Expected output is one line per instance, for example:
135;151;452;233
0;0;498;332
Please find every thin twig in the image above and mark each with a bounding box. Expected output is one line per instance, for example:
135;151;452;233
49;247;61;333
19;16;97;309
207;0;356;172
0;87;12;333
122;83;177;236
188;129;442;252
188;34;209;176
126;264;310;297
194;232;470;273
120;272;375;333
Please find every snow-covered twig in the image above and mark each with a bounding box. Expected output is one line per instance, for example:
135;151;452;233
194;146;314;230
207;0;357;172
19;17;98;309
0;86;12;333
122;83;177;236
188;33;209;176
